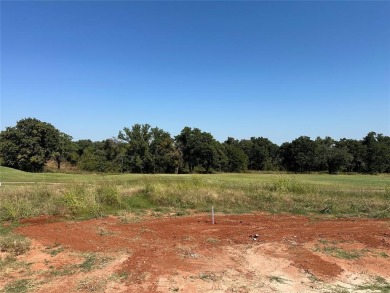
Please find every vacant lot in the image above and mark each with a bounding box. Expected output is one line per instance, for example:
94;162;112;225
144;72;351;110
1;213;389;292
0;167;389;292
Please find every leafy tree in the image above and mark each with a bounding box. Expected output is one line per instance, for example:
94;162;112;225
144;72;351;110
327;146;353;174
52;133;75;170
149;127;178;173
363;132;390;173
78;146;109;172
75;139;94;157
175;127;220;173
279;136;315;173
223;139;248;172
312;137;334;171
239;137;279;171
118;124;177;173
279;141;293;171
118;124;153;173
174;127;196;173
337;138;366;172
0;118;62;172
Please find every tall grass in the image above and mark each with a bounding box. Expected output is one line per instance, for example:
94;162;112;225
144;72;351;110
0;175;389;221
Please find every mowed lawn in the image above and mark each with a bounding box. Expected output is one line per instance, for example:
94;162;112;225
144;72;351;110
1;166;389;189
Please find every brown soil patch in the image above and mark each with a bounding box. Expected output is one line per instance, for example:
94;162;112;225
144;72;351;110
1;213;389;292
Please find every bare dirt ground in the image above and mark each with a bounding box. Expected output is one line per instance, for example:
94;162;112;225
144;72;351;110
1;213;389;292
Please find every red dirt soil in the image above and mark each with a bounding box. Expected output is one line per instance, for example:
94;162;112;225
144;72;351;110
6;213;390;292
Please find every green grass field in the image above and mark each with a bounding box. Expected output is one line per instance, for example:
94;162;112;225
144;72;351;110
1;166;389;187
0;166;389;221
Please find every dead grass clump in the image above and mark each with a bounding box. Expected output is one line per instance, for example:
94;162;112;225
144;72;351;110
0;233;31;255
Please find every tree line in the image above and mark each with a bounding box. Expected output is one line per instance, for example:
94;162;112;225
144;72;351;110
1;118;389;174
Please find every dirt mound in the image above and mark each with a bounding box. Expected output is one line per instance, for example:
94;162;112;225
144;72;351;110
3;213;389;292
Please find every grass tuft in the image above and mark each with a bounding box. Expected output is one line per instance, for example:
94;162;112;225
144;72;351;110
0;233;31;255
3;279;32;293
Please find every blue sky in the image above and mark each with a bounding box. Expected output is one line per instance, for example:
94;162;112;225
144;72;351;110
1;1;389;145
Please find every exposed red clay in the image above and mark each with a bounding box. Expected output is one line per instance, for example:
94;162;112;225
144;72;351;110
6;213;389;292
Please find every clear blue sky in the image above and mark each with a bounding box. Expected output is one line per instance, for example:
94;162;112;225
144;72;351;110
1;1;389;145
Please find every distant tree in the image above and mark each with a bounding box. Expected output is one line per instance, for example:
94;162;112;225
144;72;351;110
75;139;94;157
175;127;196;173
175;127;219;173
78;146;109;172
52;133;74;170
118;124;152;173
279;136;315;173
313;137;334;171
327;146;353;174
149;127;178;173
239;137;279;171
337;138;366;172
101;138;126;172
118;124;177;173
363;132;390;173
0;118;62;172
279;142;293;171
223;139;248;172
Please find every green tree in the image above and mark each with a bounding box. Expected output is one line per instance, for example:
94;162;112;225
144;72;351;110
149;127;178;173
279;136;315;173
78;146;109;172
52;133;74;170
239;137;279;171
0;118;63;172
118;124;177;173
337;138;366;172
363;132;390;173
118;124;152;173
313;137;334;171
223;138;248;172
327;146;353;174
175;127;220;173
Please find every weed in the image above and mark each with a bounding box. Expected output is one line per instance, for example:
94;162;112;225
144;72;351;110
0;222;20;236
315;244;363;260
96;185;121;207
268;275;289;284
318;238;331;245
357;276;390;292
176;245;199;259
206;237;219;244
77;277;107;292
117;211;141;223
307;272;319;283
49;265;77;277
79;253;112;272
266;176;315;195
109;271;128;281
323;246;362;260
3;279;32;293
96;227;113;236
45;244;64;256
1;173;389;220
0;254;17;269
0;233;31;255
198;272;219;282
